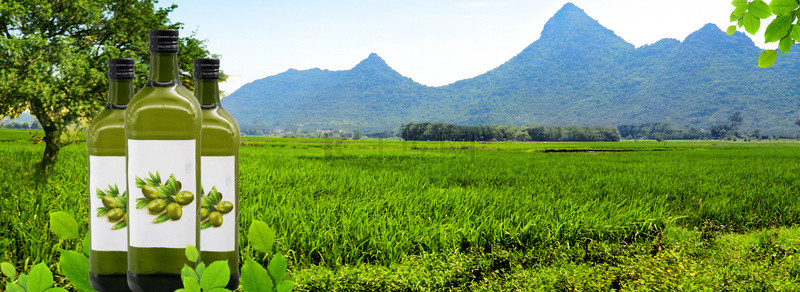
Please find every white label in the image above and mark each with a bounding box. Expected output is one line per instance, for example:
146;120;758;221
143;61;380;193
89;156;128;252
200;156;237;252
127;140;197;248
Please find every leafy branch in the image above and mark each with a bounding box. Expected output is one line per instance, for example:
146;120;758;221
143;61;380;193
729;0;800;67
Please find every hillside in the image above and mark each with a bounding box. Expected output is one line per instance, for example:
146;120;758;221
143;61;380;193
223;3;800;135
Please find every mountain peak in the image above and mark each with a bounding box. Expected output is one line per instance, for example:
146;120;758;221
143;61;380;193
684;23;754;48
352;52;391;71
535;3;632;51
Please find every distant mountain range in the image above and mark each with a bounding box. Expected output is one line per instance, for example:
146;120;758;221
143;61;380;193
223;3;800;135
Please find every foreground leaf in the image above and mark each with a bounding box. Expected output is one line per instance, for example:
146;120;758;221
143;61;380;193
750;0;773;18
27;263;54;292
181;264;199;283
49;211;79;240
769;0;799;15
241;260;272;292
743;12;761;34
82;233;91;257
277;280;295;292
248;220;274;253
727;25;737;35
759;49;778;67
182;277;201;292
780;35;794;53
1;261;16;279
59;250;93;292
764;14;793;43
200;261;230;290
185;245;199;263
268;254;287;285
6;283;25;292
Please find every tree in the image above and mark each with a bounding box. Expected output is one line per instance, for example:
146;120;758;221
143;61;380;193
0;1;225;173
727;0;800;67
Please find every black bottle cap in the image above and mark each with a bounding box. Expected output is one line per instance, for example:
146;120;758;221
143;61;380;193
193;58;220;79
148;29;179;53
108;58;135;79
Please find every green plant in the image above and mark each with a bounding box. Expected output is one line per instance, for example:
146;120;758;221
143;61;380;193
200;187;234;230
134;172;194;223
728;0;800;67
95;184;128;230
0;262;68;292
176;245;231;292
241;220;294;292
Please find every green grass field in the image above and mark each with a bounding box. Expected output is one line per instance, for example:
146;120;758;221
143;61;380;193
1;128;800;290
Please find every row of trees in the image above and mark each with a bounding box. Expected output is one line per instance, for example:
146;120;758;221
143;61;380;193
0;121;41;130
400;123;621;142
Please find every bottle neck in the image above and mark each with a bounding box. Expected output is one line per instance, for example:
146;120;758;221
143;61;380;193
108;79;134;108
195;79;220;108
148;52;181;86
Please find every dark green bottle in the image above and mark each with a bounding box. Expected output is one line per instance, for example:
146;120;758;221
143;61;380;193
125;30;201;292
193;59;240;290
88;58;135;292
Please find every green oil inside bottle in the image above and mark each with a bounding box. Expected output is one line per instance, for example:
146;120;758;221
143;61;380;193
125;30;201;292
194;59;241;290
87;58;135;292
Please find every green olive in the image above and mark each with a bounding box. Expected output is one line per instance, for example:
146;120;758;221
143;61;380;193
200;208;209;221
102;195;118;208
147;199;166;214
107;208;124;222
166;203;182;220
175;191;194;205
175;181;182;191
209;211;223;227
216;201;233;214
142;185;160;200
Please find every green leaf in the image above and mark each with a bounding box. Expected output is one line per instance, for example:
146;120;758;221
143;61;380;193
27;263;54;292
780;35;795;53
734;4;748;16
267;254;287;285
196;262;206;280
135;176;146;188
770;0;799;15
727;25;738;35
200;261;230;290
743;13;761;34
44;288;69;292
49;211;79;240
153;213;170;223
1;262;16;279
59;250;93;292
82;233;91;257
96;188;105;199
206;288;232;292
759;49;779;67
241;260;272;292
182;277;201;292
5;283;25;292
185;245;199;263
248;220;275;253
791;24;800;40
277;280;295;292
733;0;748;7
136;198;148;209
181;264;199;283
96;207;108;217
764;14;793;43
19;273;27;289
112;221;127;230
201;220;212;230
751;0;774;18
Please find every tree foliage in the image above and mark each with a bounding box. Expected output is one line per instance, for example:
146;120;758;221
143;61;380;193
0;0;224;172
400;123;621;142
728;0;800;67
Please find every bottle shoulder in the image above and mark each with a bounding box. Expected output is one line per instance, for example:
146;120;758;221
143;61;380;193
200;108;240;155
87;109;126;156
125;85;202;140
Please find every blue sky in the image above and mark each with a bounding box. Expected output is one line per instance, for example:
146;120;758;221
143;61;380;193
158;0;752;94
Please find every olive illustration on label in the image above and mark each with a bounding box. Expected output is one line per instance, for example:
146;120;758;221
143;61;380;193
200;186;233;230
134;172;194;224
95;184;128;230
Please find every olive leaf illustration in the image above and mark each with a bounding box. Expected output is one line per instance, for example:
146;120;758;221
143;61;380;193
200;186;233;230
95;184;128;230
134;172;194;224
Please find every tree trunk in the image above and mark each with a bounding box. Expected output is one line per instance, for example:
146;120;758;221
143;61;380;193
28;101;63;175
39;127;63;174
